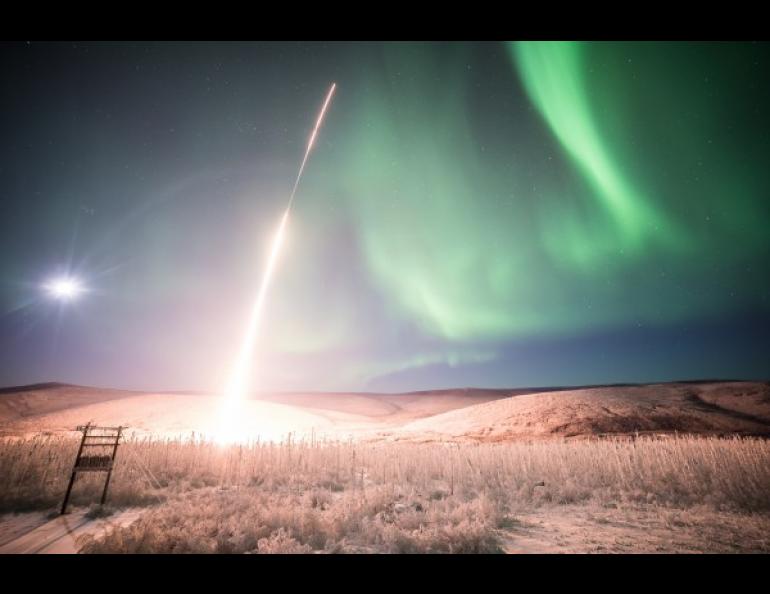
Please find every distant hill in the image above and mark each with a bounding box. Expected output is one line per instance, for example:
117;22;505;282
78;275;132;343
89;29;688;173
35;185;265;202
0;381;768;441
395;382;770;441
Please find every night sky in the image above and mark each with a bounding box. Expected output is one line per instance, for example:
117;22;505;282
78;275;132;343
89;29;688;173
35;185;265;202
1;41;769;393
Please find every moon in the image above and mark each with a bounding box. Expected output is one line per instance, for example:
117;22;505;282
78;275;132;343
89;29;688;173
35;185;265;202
45;277;83;300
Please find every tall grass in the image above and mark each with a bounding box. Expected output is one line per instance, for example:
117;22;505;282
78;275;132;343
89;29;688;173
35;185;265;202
2;434;768;513
1;434;768;552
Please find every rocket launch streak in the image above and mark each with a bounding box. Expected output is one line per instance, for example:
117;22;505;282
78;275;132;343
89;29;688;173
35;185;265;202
217;83;337;442
288;82;336;212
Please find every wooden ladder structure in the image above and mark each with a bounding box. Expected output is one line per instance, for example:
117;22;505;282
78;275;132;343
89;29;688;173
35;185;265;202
60;423;125;515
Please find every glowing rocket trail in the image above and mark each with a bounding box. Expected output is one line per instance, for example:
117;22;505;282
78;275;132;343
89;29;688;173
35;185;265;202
219;84;336;437
288;83;336;211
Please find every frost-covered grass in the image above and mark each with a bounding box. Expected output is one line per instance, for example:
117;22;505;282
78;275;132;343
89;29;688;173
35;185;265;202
1;434;768;553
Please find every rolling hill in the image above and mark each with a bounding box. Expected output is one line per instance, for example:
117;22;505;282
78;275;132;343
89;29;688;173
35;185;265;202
1;381;768;442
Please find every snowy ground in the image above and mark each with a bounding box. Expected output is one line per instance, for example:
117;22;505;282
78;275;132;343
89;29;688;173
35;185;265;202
2;504;767;554
1;381;769;443
0;508;142;554
499;505;770;554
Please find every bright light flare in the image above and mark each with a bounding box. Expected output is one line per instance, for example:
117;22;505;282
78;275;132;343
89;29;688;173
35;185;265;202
45;277;84;300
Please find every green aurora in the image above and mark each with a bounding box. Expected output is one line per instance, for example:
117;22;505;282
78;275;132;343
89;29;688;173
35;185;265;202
2;41;768;390
300;41;769;351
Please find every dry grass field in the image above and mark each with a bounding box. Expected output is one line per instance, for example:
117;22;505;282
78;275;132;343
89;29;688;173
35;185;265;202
1;433;769;553
1;381;769;553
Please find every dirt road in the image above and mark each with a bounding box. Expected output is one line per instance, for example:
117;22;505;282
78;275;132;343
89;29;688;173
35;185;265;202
0;508;142;554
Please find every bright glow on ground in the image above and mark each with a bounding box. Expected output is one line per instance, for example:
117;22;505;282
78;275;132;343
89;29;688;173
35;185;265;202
212;396;322;445
45;277;83;300
214;400;260;445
